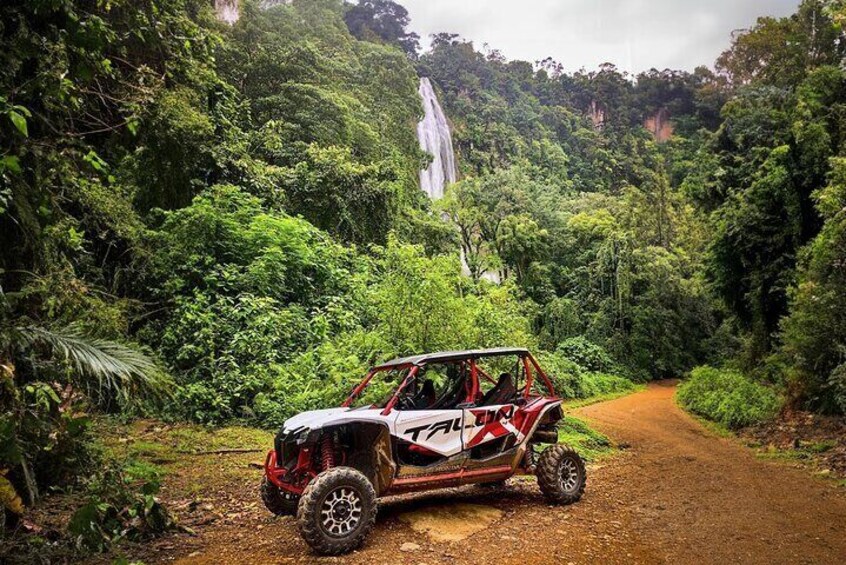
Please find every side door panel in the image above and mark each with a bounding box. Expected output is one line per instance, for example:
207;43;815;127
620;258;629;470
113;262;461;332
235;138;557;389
462;404;524;450
393;409;465;457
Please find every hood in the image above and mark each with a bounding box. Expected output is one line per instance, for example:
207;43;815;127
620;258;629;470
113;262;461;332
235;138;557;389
280;406;394;436
282;408;351;432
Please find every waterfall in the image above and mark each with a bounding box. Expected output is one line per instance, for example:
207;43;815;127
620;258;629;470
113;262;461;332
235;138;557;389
214;0;239;25
417;78;457;200
215;0;290;25
415;78;499;282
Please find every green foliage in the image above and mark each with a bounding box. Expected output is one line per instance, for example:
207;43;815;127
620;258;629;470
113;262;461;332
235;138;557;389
829;363;846;414
136;177;544;424
238;236;538;426
578;372;638;399
14;325;170;408
703;61;846;361
143;184;363;423
715;1;844;87
343;0;420;55
252;330;393;427
780;156;846;411
216;0;424;243
677;366;783;429
555;337;618;374
366;237;535;353
68;459;172;552
534;351;636;400
1;314;166;515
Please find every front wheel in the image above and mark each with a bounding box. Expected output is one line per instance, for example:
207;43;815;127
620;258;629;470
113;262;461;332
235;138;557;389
296;467;377;555
536;444;586;504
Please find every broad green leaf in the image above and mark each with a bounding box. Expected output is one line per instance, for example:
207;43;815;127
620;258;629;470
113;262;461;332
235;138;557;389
0;155;21;174
9;111;27;137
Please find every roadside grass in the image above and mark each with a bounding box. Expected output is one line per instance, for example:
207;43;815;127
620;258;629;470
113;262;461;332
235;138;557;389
554;382;645;462
166;425;271;454
804;439;838;453
673;397;735;438
94;419;273;498
751;444;845;485
752;441;837;463
97;419;272;460
753;444;806;462
674;395;846;488
676;366;782;429
557;415;614;461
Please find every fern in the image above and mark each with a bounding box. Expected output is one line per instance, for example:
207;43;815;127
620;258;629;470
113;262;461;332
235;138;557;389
14;325;172;407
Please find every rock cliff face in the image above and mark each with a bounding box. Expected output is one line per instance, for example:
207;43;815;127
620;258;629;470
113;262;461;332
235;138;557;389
588;100;605;129
645;107;673;142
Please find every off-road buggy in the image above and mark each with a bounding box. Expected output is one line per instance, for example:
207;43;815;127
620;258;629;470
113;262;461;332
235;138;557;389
262;347;586;555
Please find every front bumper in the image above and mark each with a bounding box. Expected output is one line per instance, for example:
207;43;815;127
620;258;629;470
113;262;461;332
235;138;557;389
264;444;316;495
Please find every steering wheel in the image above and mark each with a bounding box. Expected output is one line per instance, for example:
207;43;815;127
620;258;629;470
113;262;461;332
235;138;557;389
396;395;415;411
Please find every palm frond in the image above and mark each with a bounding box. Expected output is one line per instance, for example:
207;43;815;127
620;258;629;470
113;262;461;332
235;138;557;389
15;325;172;406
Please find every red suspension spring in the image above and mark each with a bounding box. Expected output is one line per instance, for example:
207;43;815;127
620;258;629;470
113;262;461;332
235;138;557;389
320;435;335;471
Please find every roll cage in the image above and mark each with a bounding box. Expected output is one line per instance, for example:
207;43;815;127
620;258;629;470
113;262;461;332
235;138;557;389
342;348;557;416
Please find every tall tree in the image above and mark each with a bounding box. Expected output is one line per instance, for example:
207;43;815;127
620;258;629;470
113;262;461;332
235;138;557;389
343;0;420;55
716;0;844;87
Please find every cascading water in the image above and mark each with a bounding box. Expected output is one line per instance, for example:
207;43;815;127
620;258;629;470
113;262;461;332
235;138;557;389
416;78;499;282
215;0;290;25
214;0;239;25
417;77;457;200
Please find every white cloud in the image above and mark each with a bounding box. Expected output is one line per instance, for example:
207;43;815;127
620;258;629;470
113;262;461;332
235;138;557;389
399;0;800;74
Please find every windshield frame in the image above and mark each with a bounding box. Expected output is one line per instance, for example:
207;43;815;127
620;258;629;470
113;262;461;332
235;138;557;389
342;351;557;414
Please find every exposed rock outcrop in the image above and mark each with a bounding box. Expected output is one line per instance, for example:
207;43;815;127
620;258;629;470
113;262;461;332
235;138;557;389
645;107;673;142
589;100;605;129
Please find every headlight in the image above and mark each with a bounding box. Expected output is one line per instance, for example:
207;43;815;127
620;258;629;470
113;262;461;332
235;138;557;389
285;426;311;445
295;428;312;444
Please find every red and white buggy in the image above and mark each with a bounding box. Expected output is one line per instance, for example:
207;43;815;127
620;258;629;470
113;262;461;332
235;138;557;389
262;347;586;554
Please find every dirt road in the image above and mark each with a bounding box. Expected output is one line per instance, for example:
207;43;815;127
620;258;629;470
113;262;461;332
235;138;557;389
138;382;846;564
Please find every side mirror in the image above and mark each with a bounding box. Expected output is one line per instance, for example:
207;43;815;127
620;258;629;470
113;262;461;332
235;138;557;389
514;397;527;407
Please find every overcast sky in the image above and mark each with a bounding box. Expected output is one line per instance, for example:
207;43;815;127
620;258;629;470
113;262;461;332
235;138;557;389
398;0;800;74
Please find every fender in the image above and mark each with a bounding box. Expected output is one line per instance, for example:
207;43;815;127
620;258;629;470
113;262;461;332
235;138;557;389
507;398;564;471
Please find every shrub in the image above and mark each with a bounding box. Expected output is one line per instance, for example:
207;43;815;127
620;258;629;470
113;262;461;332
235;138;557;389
677;366;782;429
252;330;395;427
579;372;638;398
536;352;636;400
555;337;618;374
535;352;586;398
160;293;316;423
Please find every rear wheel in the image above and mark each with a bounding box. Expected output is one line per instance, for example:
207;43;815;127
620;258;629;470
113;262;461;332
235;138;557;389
261;476;299;516
536;444;586;504
296;467;377;555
